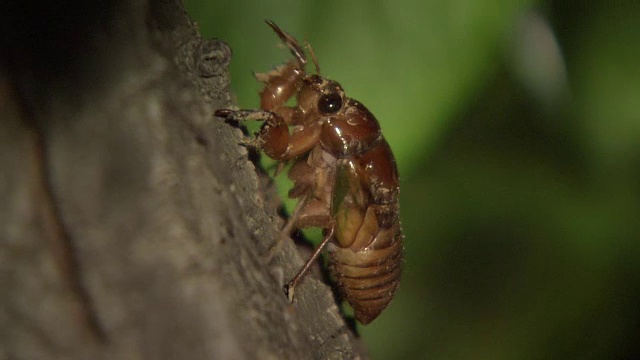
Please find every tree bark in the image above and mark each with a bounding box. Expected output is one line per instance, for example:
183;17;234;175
0;1;366;359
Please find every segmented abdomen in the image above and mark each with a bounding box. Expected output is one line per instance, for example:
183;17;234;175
330;224;403;324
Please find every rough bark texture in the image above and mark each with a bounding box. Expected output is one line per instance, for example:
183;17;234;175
0;1;366;359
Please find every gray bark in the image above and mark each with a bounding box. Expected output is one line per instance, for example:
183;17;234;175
0;1;366;359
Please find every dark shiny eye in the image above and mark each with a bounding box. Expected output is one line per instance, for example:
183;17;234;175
318;92;343;115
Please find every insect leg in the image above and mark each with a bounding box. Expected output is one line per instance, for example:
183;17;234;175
217;108;322;160
284;225;335;302
264;193;309;262
214;109;273;122
215;109;291;159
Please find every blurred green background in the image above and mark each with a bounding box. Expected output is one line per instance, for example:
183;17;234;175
185;1;640;358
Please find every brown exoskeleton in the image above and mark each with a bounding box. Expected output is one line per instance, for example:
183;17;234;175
215;20;403;324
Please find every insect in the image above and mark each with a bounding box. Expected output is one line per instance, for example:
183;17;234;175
215;20;403;324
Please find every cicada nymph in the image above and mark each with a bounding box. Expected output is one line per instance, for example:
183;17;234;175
215;21;403;324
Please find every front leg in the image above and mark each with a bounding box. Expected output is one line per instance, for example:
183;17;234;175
215;108;320;161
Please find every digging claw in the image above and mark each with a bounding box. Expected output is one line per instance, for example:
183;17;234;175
284;283;295;303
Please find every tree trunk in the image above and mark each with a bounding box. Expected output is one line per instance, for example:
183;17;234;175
0;1;366;359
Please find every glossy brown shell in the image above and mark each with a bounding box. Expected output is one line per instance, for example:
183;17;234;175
290;136;403;324
330;224;403;324
216;21;403;324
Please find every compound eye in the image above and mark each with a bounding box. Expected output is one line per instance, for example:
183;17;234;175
318;92;343;115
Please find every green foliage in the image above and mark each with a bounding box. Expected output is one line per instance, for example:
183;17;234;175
186;1;640;358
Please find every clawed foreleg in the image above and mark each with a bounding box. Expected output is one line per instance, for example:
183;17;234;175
215;109;279;124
